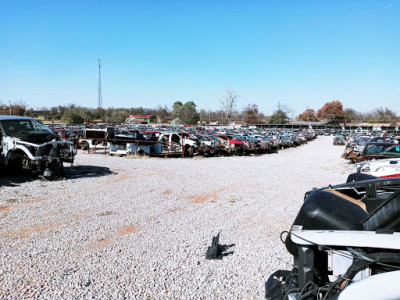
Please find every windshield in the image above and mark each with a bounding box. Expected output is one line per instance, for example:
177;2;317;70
197;136;210;141
365;144;400;157
359;138;372;145
1;119;54;137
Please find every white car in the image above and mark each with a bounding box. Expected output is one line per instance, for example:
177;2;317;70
357;158;400;178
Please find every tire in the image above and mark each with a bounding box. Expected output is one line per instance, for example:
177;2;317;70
81;142;89;150
185;146;194;157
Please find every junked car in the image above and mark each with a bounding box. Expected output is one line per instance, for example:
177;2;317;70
357;158;400;178
79;128;114;151
361;143;400;161
109;130;159;156
194;135;220;157
333;135;346;145
156;132;200;157
0;116;75;179
266;176;400;299
342;136;372;162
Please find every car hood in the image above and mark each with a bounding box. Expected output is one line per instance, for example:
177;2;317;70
12;132;58;144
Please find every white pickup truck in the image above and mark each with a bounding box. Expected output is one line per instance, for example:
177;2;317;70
155;132;200;156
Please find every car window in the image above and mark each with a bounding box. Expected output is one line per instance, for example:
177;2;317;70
1;119;53;136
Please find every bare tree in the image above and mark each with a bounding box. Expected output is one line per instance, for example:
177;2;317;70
277;102;294;119
220;88;239;125
10;99;27;116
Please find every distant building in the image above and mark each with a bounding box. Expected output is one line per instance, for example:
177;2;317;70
230;120;244;126
170;118;180;125
127;114;157;124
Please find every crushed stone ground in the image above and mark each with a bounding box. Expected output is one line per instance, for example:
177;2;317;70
0;136;353;299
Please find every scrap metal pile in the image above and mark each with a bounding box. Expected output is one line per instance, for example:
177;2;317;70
266;175;400;300
340;132;400;163
337;130;400;178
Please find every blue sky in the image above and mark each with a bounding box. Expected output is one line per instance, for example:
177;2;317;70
0;0;399;116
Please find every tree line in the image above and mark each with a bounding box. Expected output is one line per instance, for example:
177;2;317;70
1;95;398;125
297;100;399;126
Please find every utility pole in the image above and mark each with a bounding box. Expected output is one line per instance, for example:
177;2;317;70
98;58;102;108
9;101;12;115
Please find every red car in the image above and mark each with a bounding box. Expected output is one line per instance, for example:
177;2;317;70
212;135;243;146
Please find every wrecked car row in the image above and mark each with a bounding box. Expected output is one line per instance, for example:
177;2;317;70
336;131;400;179
1;116;316;179
341;132;400;163
78;127;317;157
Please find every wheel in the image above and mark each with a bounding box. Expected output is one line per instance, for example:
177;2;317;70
43;160;65;180
185;146;194;157
80;141;89;150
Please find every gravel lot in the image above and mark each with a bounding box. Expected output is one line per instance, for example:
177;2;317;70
0;136;354;299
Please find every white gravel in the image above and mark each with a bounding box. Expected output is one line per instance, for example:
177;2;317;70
0;136;353;299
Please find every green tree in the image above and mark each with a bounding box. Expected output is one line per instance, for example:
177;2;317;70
180;101;199;125
103;109;129;124
93;107;106;121
64;110;84;124
269;103;292;124
63;105;84;124
171;101;183;121
269;109;288;124
50;107;60;120
81;109;94;124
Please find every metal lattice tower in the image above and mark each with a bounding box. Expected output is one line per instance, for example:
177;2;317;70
97;58;102;108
